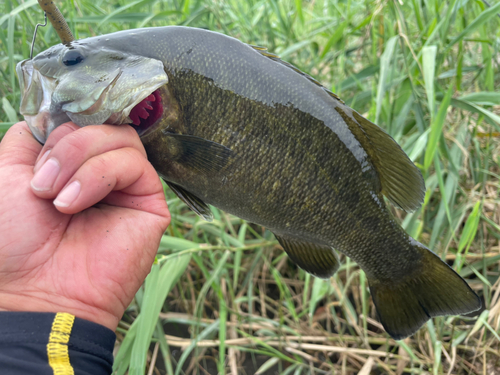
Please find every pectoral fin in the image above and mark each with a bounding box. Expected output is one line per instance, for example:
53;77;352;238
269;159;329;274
167;133;233;174
165;180;213;222
274;234;340;278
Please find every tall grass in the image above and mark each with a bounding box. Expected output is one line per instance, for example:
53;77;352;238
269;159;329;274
1;0;500;373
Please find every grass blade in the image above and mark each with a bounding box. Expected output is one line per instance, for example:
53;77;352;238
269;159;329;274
2;97;18;122
130;263;159;375
444;1;500;53
424;83;454;171
376;36;398;124
422;45;437;118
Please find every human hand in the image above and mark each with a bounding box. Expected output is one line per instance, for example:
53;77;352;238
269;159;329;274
0;122;170;331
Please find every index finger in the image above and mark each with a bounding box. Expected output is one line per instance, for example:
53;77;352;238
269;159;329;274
31;123;147;198
34;122;147;172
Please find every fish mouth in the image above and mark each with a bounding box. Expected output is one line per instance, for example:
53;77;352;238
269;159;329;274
126;89;164;137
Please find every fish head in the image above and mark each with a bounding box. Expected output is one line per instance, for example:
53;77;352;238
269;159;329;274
17;40;168;144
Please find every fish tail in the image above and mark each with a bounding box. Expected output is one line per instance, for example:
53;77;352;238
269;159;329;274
368;241;481;340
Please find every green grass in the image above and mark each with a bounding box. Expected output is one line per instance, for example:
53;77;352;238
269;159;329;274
2;0;500;373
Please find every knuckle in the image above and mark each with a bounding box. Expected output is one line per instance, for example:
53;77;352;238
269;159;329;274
89;153;111;173
120;124;138;137
122;146;143;161
45;123;79;145
59;130;91;156
81;155;115;187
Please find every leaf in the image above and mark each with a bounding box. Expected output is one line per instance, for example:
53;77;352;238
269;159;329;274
0;123;16;133
2;98;18;123
437;65;480;79
458;91;500;106
8;14;15;100
130;263;159;375
376;36;398;124
256;357;280;374
397;340;419;362
452;98;500;129
444;2;500;53
457;201;481;254
182;0;191;16
175;320;220;375
159;235;201;251
278;39;311;59
433;340;442;375
233;222;247;290
338;65;378;91
309;277;330;319
116;253;191;375
194;250;231;318
408;129;430;161
422;45;437;118
218;291;227;375
468;310;500;341
97;0;154;27
320;21;347;59
0;0;38;27
75;13;153;23
294;0;304;25
424;84;454;171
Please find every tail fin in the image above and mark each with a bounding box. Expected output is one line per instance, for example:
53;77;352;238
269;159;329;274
368;242;481;340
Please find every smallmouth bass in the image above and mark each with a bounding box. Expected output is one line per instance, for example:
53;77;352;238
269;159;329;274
16;26;481;339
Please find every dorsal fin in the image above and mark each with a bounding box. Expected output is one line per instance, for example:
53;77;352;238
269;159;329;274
249;45;344;104
335;108;425;212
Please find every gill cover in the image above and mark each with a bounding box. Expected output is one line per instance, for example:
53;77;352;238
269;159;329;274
17;41;168;144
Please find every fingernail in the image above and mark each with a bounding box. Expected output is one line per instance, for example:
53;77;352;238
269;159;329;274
34;150;51;173
54;181;81;208
31;158;60;191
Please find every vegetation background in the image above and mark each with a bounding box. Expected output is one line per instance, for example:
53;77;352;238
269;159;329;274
1;0;500;373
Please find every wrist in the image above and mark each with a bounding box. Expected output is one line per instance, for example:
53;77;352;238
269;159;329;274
0;311;116;375
0;290;120;331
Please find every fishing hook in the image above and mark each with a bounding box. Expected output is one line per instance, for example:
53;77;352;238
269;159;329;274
30;12;47;60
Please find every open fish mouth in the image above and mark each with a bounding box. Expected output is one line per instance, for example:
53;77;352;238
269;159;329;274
114;89;164;136
16;43;168;144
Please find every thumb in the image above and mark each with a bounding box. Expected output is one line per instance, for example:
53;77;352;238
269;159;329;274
0;122;42;167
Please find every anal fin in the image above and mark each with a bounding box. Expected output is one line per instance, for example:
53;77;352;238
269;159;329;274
165;180;213;222
274;234;339;278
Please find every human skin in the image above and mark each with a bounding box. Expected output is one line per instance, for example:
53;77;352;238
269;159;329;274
0;121;170;331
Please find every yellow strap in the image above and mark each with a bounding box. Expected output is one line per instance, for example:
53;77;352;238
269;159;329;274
47;312;75;375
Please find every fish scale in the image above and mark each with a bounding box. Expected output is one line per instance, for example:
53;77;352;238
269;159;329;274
17;26;481;339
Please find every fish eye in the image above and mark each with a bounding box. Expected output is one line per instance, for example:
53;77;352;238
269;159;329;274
62;50;84;66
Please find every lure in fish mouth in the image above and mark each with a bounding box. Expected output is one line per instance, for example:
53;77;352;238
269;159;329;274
16;42;168;144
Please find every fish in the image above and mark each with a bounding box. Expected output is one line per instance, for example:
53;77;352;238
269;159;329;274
16;26;481;339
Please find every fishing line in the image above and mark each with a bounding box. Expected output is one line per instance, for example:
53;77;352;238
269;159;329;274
30;12;47;60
